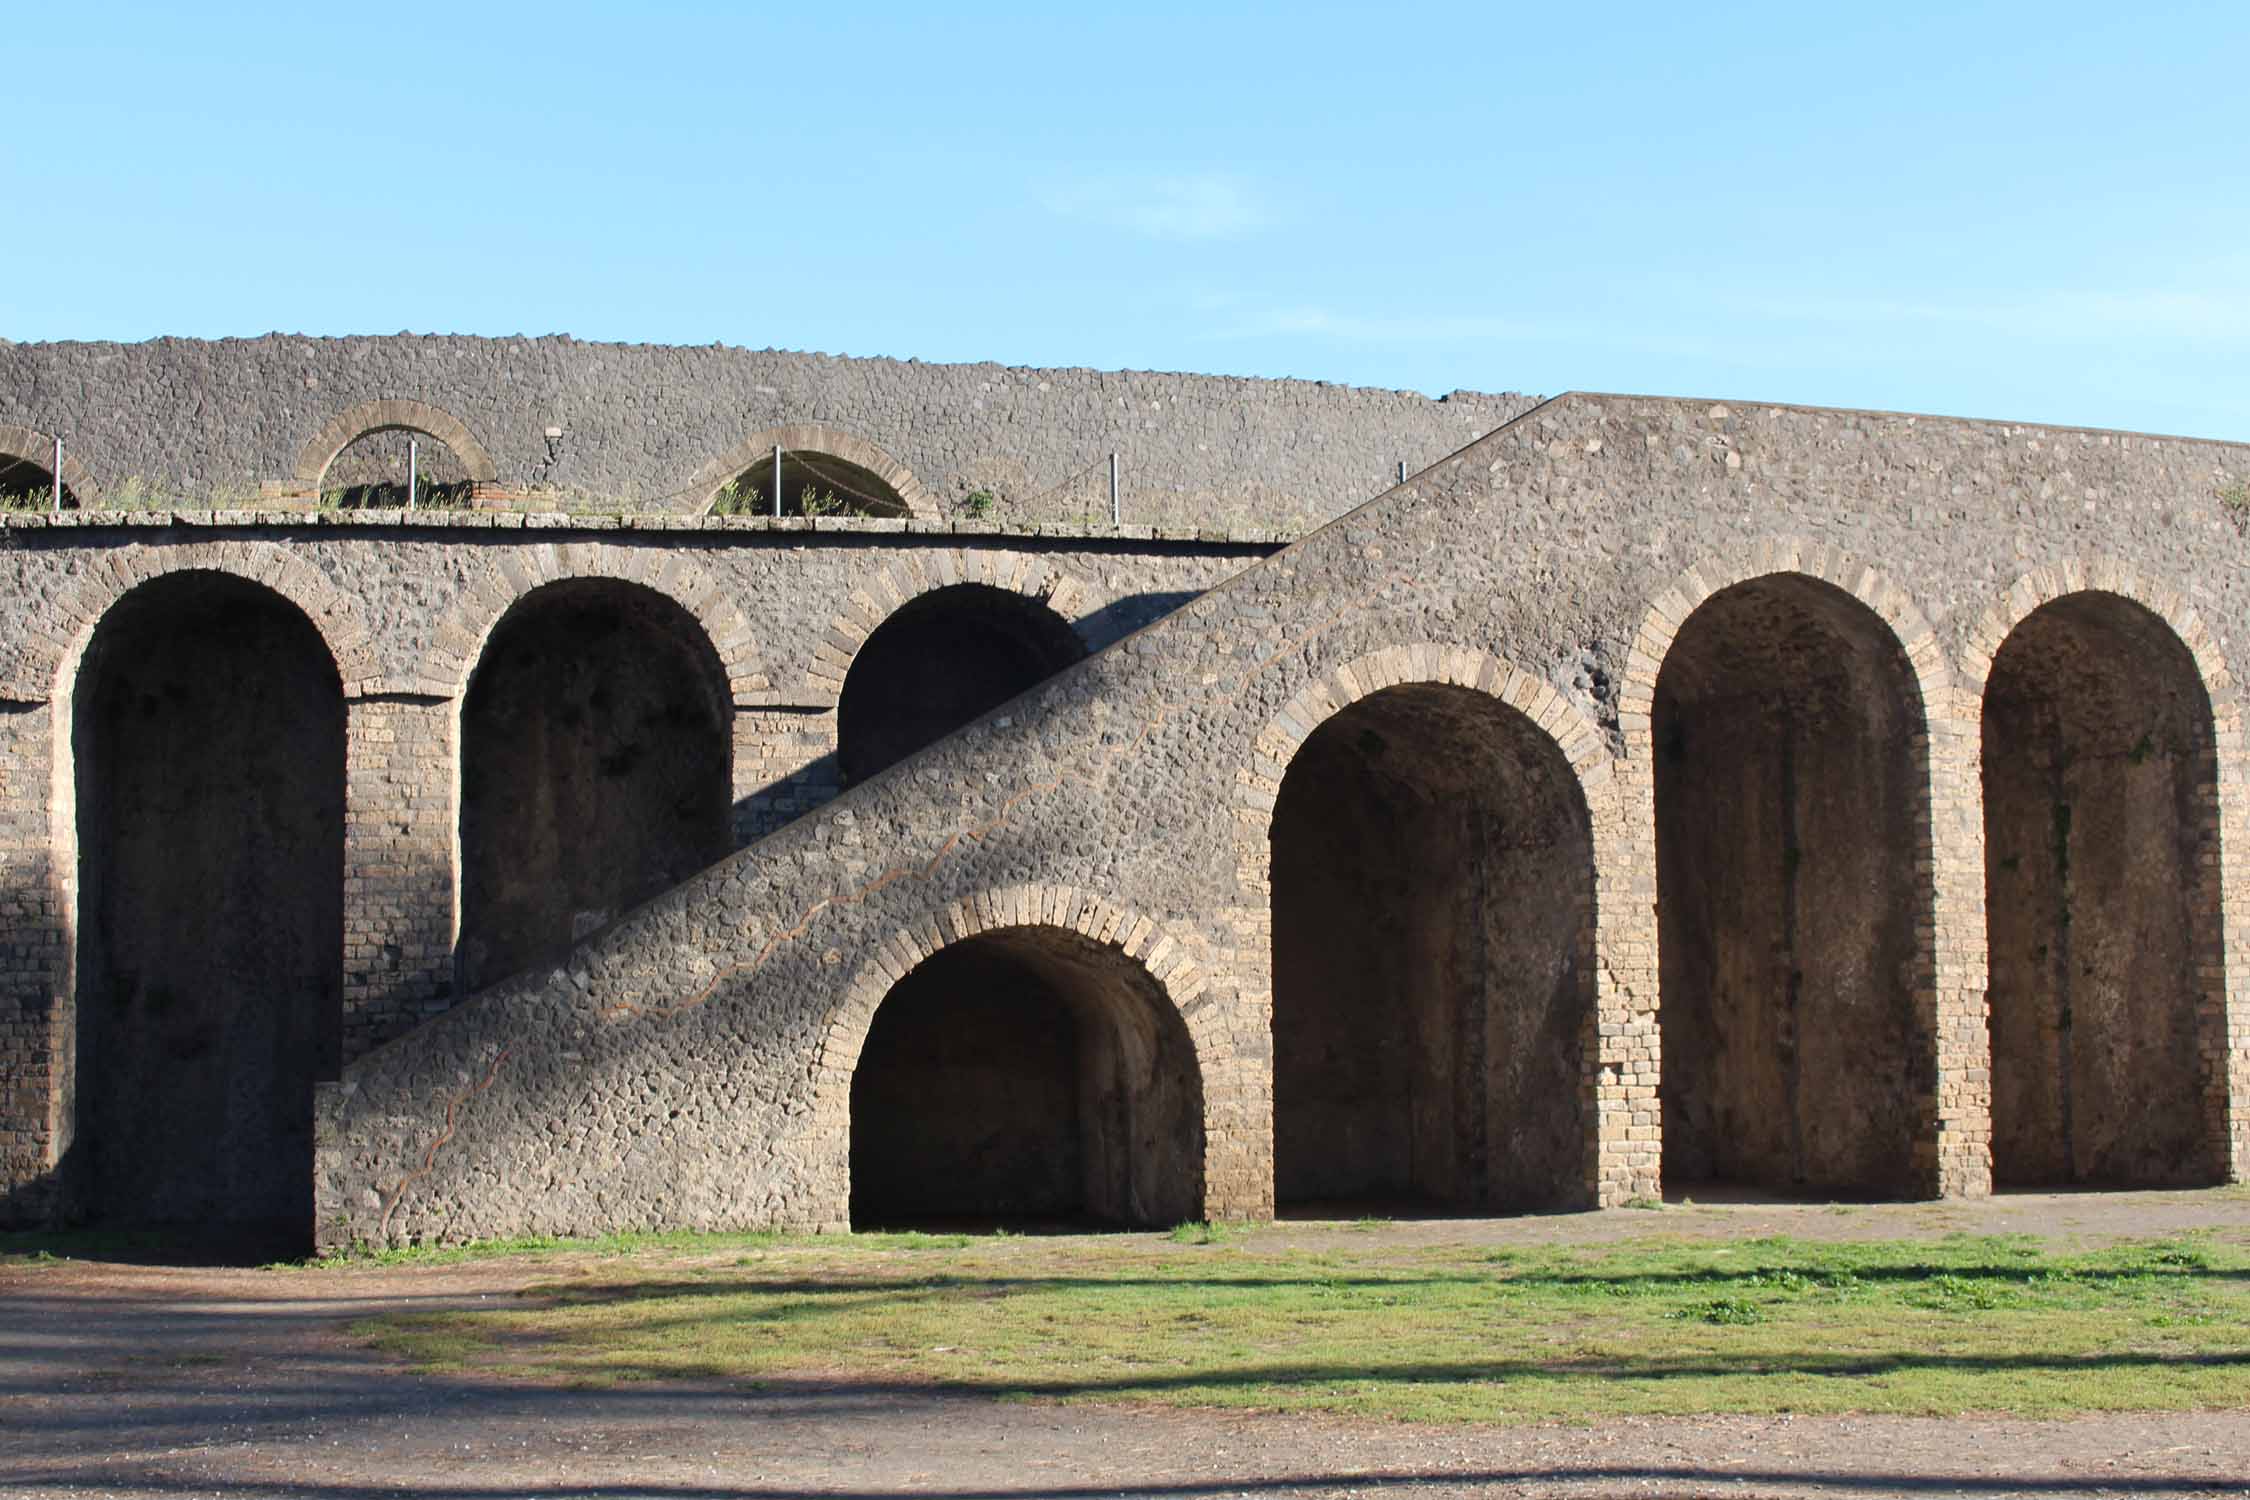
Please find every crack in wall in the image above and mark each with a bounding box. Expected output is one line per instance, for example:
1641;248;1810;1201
376;1045;513;1241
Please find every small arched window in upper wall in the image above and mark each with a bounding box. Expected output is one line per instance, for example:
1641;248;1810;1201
0;425;90;509
0;453;75;509
319;428;476;509
713;449;914;518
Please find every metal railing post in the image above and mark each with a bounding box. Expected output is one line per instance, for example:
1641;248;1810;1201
52;435;64;512
773;444;783;518
407;438;420;510
1109;452;1119;525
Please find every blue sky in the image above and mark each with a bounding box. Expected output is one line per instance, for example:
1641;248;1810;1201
5;2;2246;438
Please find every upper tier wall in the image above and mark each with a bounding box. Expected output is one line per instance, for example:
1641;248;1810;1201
0;336;1537;529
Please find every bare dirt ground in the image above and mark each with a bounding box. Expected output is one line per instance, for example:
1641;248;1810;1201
4;1190;2247;1499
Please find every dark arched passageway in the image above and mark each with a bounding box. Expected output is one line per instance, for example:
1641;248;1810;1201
0;454;74;508
850;925;1203;1229
836;584;1085;784
1654;575;1928;1198
718;450;911;517
319;428;475;507
457;579;731;992
1270;683;1595;1215
1982;592;2223;1187
71;572;345;1246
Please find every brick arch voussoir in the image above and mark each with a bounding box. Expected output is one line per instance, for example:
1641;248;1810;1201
674;422;937;519
1230;642;1613;910
808;887;1222;1146
26;543;382;703
1958;558;2240;734
1619;540;1949;740
425;545;774;705
292;399;498;488
0;424;99;506
1614;541;1957;899
802;550;1091;707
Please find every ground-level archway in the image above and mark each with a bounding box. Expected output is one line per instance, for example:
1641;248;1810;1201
1654;573;1929;1198
70;572;345;1247
835;583;1086;784
849;924;1203;1229
1270;680;1595;1215
457;578;732;992
1982;590;2224;1187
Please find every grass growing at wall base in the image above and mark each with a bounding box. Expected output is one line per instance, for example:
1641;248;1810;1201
356;1230;2250;1424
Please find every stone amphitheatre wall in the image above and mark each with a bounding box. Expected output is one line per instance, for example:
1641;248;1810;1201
0;336;1536;529
292;393;2246;1246
4;382;2249;1249
0;514;1273;1227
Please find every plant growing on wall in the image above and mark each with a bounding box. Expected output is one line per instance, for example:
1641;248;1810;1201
711;476;758;515
2220;479;2250;535
711;477;852;517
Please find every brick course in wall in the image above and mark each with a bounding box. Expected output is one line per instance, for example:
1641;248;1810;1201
2;374;2248;1241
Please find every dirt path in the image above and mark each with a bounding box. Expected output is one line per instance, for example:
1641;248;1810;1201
5;1191;2247;1499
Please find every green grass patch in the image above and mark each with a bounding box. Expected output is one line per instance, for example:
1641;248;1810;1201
307;1226;997;1269
354;1230;2250;1424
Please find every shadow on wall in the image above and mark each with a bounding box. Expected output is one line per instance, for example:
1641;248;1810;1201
1073;590;1207;652
457;576;1190;992
836;584;1089;786
742;591;1209;835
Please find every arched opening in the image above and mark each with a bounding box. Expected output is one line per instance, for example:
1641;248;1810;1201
71;572;345;1249
849;924;1204;1229
715;450;912;517
457;579;731;993
1270;682;1595;1216
319;428;474;508
1654;575;1928;1198
0;454;74;509
836;584;1086;784
1982;592;2222;1187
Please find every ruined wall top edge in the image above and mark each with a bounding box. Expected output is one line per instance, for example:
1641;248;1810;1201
0;334;1541;531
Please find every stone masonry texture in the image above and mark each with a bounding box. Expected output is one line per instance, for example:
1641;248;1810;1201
0;337;2245;1247
0;336;1536;529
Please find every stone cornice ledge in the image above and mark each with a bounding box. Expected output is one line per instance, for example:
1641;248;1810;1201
0;510;1297;547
